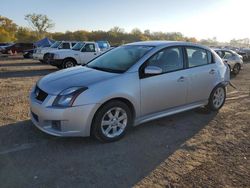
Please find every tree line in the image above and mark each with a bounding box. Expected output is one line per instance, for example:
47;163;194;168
0;14;249;47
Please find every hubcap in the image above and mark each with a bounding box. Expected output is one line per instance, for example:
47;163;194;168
101;107;128;138
213;87;225;109
65;61;74;68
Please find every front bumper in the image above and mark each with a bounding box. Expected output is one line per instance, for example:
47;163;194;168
29;91;99;137
33;53;44;60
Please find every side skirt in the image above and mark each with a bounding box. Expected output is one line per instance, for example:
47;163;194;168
134;100;208;126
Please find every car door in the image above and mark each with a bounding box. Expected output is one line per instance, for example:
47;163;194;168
80;43;98;64
140;47;188;116
185;47;218;103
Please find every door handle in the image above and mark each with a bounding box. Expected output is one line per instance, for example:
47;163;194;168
177;76;185;82
94;53;97;55
209;69;216;74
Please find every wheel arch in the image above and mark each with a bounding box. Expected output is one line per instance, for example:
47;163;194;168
63;57;77;64
90;97;136;136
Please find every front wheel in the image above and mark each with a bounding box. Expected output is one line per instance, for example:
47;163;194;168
91;100;132;142
207;86;226;111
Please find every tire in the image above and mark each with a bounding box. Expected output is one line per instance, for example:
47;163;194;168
91;100;133;142
39;60;45;63
207;85;226;111
63;59;76;69
43;53;50;64
232;63;241;75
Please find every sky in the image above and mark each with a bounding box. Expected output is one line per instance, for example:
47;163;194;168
0;0;249;42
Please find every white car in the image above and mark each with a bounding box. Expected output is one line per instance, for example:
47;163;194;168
47;42;111;69
33;41;77;63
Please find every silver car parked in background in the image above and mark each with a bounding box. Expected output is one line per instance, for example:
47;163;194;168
214;49;243;75
30;41;230;142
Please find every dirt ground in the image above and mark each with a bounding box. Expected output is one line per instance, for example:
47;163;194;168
0;57;249;188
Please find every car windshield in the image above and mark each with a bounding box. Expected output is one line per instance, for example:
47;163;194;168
86;45;153;73
50;41;61;48
72;42;85;51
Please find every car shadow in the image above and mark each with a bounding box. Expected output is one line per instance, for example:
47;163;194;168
0;68;56;79
0;108;217;188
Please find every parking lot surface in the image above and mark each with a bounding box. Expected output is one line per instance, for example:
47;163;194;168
0;57;249;188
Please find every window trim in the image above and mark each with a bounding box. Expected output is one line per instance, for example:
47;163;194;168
139;45;186;79
139;45;215;79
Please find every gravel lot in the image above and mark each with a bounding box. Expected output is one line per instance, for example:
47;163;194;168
0;57;249;188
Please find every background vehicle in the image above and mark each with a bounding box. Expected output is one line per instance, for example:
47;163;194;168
214;48;243;75
47;41;111;69
30;41;230;142
1;43;33;54
23;49;35;58
33;41;77;63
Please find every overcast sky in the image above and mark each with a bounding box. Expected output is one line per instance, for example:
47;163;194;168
0;0;249;42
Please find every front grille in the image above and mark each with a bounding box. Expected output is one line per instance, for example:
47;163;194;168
35;86;48;102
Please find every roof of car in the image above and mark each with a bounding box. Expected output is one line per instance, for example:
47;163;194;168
126;41;210;49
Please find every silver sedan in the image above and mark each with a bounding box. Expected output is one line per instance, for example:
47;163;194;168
30;41;230;142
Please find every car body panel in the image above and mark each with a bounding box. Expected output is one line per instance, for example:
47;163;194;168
30;41;230;137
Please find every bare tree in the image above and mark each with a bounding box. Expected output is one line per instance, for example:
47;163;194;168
25;13;54;38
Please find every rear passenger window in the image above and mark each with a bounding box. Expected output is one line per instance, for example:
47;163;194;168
147;47;184;73
186;47;209;68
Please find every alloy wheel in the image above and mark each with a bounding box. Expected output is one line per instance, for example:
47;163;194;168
101;107;128;138
212;87;225;109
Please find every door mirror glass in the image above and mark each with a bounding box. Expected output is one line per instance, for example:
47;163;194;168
144;66;163;75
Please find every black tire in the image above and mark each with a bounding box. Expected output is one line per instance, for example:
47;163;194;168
39;60;45;63
232;63;241;75
63;59;76;69
43;53;50;64
207;85;226;111
91;100;133;142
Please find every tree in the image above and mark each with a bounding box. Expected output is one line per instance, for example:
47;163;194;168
25;13;54;39
15;27;39;42
0;15;17;42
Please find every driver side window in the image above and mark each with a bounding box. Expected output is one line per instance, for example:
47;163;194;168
147;47;184;73
82;44;96;52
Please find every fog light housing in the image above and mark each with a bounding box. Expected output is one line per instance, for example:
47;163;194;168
51;120;61;131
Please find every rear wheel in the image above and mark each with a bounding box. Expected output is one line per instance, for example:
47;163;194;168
91;100;132;142
232;63;241;75
207;86;226;111
63;59;76;69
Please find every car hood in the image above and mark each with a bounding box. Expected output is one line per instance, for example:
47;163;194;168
37;66;118;95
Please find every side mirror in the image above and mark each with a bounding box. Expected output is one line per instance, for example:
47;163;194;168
144;66;163;75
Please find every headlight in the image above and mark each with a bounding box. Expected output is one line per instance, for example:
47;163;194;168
53;87;88;107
